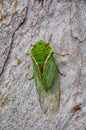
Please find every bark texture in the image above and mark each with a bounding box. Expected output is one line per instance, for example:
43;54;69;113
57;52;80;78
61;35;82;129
0;0;86;130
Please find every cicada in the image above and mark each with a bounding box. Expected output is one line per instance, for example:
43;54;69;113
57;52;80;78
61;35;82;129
30;40;60;113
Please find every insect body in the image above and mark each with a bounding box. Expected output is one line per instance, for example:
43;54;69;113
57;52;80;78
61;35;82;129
30;40;60;113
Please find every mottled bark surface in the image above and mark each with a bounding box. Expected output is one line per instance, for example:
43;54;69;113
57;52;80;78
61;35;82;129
0;0;86;130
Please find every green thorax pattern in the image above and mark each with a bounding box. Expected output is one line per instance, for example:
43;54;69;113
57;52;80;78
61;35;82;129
31;40;52;72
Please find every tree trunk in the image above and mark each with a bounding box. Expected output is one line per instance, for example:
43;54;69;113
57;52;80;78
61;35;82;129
0;0;86;130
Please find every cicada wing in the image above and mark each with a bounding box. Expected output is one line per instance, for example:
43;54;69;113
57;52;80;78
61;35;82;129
41;74;60;113
40;56;60;113
32;58;60;114
38;75;60;114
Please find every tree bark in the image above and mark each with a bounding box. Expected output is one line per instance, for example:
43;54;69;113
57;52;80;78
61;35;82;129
0;0;86;130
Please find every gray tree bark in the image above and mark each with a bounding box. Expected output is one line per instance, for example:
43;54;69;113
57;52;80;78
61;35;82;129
0;0;86;130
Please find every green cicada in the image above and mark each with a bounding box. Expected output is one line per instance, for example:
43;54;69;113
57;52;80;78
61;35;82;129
30;40;61;113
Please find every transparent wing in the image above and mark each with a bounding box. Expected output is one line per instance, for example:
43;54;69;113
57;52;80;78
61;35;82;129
32;59;60;114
